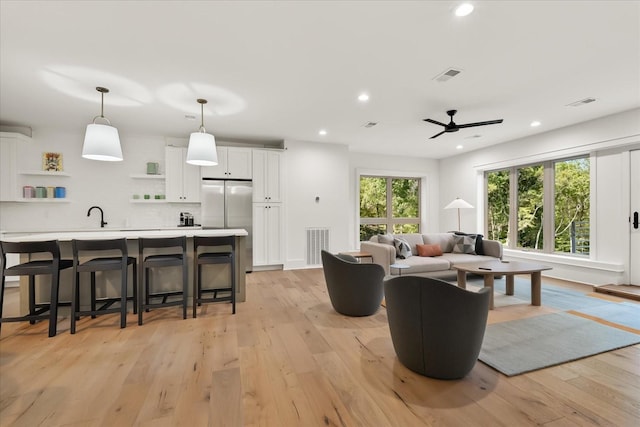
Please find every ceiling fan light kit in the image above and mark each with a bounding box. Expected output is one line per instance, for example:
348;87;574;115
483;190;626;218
423;109;504;139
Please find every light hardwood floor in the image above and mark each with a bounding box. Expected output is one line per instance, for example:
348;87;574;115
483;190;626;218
1;269;639;426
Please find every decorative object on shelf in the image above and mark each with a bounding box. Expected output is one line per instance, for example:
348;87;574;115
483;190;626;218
42;152;63;171
186;98;218;166
82;87;123;162
23;186;35;198
444;197;474;231
146;162;159;175
54;186;66;198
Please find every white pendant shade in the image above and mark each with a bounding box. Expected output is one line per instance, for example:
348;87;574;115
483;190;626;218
186;132;218;166
82;123;123;161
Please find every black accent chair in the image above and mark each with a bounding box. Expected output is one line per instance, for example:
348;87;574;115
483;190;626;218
71;238;137;334
0;240;72;337
138;236;188;325
320;250;385;316
384;275;491;379
193;236;236;317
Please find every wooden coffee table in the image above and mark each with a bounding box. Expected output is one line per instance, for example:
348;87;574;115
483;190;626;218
454;260;552;309
339;251;373;263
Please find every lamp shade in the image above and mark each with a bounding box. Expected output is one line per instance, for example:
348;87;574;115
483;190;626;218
444;198;474;209
82;123;123;161
186;132;218;166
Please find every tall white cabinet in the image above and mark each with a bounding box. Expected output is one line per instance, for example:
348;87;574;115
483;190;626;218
0;132;30;201
252;149;284;266
165;146;201;203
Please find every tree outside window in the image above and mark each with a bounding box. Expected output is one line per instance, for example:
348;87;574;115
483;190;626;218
485;156;590;256
360;176;420;241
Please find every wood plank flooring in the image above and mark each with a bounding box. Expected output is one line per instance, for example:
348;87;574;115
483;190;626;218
1;269;639;426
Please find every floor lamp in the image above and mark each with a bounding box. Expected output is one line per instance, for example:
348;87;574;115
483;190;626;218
445;197;474;231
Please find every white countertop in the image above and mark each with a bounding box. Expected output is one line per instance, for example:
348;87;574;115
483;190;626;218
1;228;248;242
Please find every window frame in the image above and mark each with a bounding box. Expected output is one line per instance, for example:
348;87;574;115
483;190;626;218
484;155;590;256
359;175;422;240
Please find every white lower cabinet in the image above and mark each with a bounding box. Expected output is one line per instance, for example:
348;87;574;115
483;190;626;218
165;146;201;203
253;203;282;266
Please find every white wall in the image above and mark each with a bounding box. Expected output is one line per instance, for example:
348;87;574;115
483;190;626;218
0;128;199;232
439;108;640;285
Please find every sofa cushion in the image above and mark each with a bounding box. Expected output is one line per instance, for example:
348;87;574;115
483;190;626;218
423;233;456;253
442;253;498;265
394;238;412;259
453;231;485;255
416;244;443;257
393;233;425;255
452;235;477;254
378;233;395;245
393;256;450;274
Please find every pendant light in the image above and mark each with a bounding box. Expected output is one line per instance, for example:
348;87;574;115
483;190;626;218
82;87;123;161
186;98;218;166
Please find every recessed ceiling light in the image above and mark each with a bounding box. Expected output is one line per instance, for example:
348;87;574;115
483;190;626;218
456;145;464;150
455;3;474;17
318;129;327;136
358;93;369;102
530;121;541;127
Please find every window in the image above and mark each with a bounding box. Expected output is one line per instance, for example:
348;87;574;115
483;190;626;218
554;158;590;254
359;176;420;241
485;156;590;255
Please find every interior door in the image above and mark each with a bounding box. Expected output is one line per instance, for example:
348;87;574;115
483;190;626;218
630;150;640;285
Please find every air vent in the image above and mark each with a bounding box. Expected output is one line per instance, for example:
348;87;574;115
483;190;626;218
433;68;462;82
184;114;197;120
566;97;596;107
363;121;378;128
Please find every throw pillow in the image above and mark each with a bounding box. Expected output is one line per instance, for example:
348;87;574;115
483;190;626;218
378;233;394;245
416;244;443;257
452;231;485;255
452;235;477;254
394;238;412;259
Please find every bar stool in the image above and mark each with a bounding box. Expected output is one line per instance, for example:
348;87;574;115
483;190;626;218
0;240;72;337
138;236;188;325
71;238;137;334
193;236;236;317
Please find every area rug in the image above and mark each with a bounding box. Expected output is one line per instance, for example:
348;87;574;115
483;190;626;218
478;312;640;376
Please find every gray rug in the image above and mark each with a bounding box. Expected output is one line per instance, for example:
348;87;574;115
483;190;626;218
479;312;640;376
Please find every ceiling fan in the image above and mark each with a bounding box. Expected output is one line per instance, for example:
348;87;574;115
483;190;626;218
423;109;503;139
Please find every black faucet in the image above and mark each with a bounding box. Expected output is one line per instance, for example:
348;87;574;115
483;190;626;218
87;206;107;228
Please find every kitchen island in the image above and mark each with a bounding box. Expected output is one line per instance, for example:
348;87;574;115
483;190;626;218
2;228;248;316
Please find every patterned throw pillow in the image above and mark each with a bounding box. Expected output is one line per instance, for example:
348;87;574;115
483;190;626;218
452;231;484;255
394;238;412;259
452;235;477;254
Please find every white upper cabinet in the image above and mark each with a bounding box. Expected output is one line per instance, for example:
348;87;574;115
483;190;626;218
201;147;252;179
165;146;201;203
252;150;282;203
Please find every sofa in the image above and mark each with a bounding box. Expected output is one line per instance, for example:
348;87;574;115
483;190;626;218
360;232;502;278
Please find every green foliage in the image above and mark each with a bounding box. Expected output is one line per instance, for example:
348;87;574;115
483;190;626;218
554;159;590;253
487;170;510;244
486;158;590;255
359;176;420;241
360;177;386;218
517;165;544;249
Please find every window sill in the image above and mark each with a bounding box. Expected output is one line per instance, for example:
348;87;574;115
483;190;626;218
503;249;624;273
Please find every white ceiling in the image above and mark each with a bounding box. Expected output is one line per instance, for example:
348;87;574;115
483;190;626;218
1;1;639;159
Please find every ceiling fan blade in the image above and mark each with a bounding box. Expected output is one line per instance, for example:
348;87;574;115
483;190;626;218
456;119;504;129
423;118;447;127
429;130;446;139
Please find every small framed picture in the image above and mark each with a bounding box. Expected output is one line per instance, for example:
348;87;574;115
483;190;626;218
43;152;63;171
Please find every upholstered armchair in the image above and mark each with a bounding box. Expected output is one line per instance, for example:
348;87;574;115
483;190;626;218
321;250;385;316
384;275;491;379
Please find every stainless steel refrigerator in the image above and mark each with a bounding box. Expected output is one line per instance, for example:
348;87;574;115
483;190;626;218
201;179;253;272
